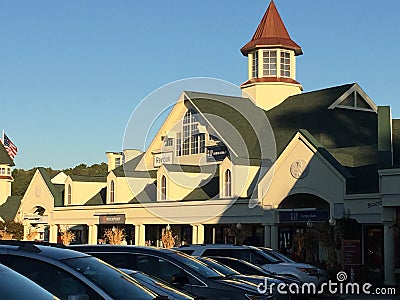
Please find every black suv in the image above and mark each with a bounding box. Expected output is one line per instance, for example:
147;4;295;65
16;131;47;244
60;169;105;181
70;245;279;300
0;241;160;300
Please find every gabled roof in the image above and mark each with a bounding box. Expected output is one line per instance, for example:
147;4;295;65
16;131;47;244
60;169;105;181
266;83;378;164
0;142;14;166
186;91;274;166
0;196;22;221
241;0;302;55
37;168;63;207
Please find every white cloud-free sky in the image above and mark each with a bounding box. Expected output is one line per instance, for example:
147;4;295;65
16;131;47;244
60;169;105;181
1;0;399;169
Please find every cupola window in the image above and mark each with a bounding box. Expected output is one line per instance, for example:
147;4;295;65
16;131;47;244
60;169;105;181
252;51;259;78
262;50;277;76
280;51;291;77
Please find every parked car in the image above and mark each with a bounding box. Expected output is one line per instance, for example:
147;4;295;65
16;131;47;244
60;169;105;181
120;268;199;300
196;256;287;291
174;244;322;285
69;245;276;300
205;256;301;285
0;240;161;300
0;263;59;300
258;247;328;282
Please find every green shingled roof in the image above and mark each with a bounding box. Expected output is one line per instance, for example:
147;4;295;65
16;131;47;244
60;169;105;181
186;91;275;166
181;177;219;201
0;142;14;166
0;196;22;221
69;174;107;182
266;83;378;162
84;188;106;205
112;153;157;178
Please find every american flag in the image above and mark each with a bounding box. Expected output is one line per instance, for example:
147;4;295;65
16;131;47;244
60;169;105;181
2;134;18;160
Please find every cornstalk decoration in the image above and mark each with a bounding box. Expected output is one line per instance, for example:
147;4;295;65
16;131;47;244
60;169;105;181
104;227;125;245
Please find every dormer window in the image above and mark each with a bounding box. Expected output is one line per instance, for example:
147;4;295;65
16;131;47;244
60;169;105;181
225;169;232;197
110;180;115;203
67;184;72;205
160;175;167;200
262;50;277;76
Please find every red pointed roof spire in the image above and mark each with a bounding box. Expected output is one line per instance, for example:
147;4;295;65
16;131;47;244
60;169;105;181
241;0;302;56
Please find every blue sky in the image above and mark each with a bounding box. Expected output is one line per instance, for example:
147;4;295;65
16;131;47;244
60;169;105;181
1;0;400;170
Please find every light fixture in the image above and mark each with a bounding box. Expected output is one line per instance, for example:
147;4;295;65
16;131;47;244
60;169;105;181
329;217;336;227
166;224;171;231
236;222;242;230
306;219;313;228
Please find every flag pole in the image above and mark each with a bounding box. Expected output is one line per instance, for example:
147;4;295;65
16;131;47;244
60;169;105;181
1;129;4;143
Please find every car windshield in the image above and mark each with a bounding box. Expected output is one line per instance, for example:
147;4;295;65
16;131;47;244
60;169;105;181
261;248;295;263
197;258;239;276
169;252;224;278
62;256;157;300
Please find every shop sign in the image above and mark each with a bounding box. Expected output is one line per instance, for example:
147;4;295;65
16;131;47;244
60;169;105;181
99;214;125;224
279;210;329;223
154;152;173;167
206;146;228;161
23;214;49;224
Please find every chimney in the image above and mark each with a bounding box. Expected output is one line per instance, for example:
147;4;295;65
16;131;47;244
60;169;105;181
377;106;393;168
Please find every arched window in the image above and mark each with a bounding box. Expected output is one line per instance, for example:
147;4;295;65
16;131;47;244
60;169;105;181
110;180;115;203
225;169;231;197
67;184;72;204
161;175;167;200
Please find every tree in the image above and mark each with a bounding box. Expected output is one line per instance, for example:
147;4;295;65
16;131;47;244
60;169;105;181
0;220;24;240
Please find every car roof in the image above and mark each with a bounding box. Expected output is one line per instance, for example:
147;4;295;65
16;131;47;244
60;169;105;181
176;244;250;249
70;244;183;255
0;240;90;260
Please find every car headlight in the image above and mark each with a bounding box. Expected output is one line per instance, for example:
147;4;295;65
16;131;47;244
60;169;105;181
245;294;274;300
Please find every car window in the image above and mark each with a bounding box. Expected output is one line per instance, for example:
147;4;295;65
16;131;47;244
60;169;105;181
202;249;275;265
63;256;157;300
0;255;95;300
131;254;203;286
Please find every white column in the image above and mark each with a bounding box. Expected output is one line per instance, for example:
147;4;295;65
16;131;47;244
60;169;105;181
270;224;279;250
49;224;58;243
192;225;198;244
135;225;146;246
197;225;205;244
263;224;271;247
88;225;98;245
383;222;396;285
